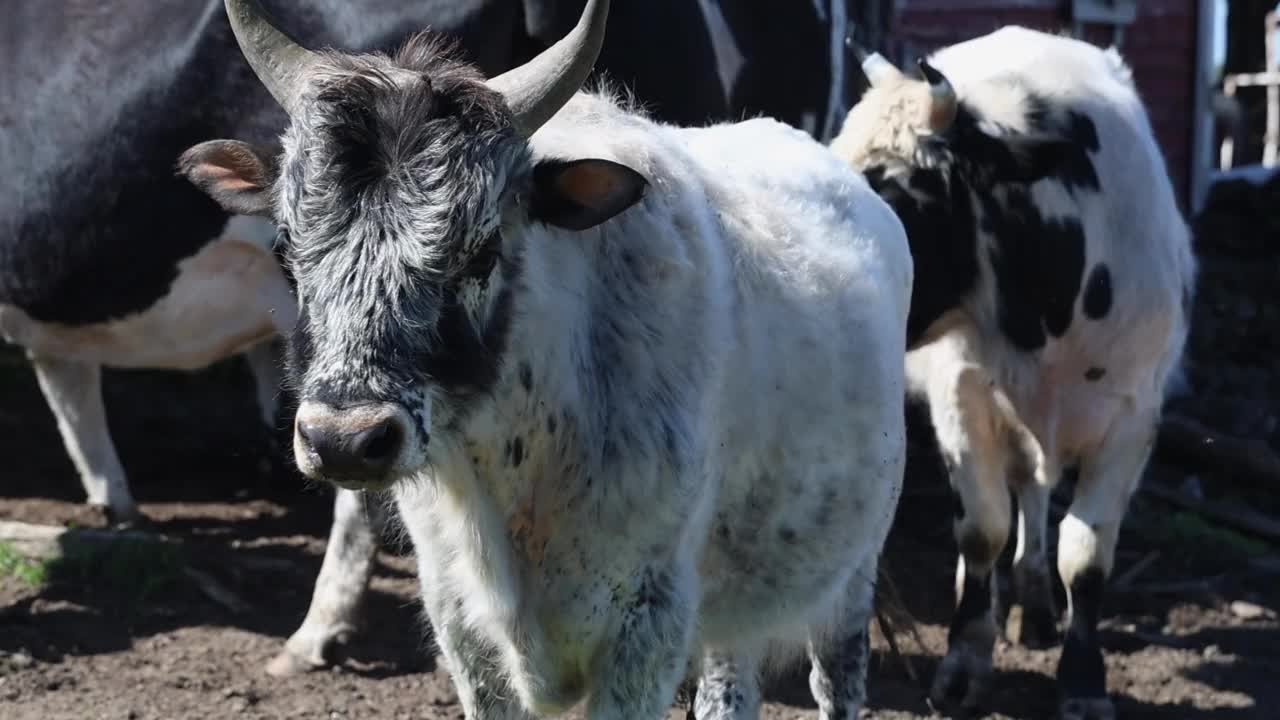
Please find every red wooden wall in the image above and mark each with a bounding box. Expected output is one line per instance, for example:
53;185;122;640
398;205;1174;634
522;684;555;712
883;0;1199;209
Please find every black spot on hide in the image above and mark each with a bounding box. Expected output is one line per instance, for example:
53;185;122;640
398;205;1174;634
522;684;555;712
511;436;524;468
1082;264;1112;320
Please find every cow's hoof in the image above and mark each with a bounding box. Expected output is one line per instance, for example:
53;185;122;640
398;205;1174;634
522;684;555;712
1005;603;1059;649
265;648;325;678
929;647;992;715
1060;696;1115;720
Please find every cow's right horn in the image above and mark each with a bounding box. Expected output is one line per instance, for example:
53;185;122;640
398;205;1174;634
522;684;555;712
486;0;610;137
918;58;958;132
224;0;322;115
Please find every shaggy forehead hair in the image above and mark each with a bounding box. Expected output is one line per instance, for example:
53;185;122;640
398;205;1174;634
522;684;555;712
276;34;527;399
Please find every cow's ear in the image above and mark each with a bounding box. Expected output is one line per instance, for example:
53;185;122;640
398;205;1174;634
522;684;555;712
529;158;648;231
178;140;278;217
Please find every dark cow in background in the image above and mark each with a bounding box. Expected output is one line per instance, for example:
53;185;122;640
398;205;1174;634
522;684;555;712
534;0;862;140
2;0;865;677
831;29;1195;720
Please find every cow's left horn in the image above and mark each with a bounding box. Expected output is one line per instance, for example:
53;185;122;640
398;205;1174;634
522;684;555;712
486;0;610;136
225;0;322;115
918;58;957;132
860;51;904;88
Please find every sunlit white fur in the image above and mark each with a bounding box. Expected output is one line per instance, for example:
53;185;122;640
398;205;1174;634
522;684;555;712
377;90;913;720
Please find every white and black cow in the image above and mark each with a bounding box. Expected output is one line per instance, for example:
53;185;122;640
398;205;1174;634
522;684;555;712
181;1;913;718
831;28;1196;720
2;0;868;678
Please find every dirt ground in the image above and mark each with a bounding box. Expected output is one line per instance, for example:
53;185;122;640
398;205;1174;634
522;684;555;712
1;350;1278;720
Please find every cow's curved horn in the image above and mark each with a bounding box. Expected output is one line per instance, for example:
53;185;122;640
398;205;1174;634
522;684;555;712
225;0;322;115
917;58;958;132
486;0;610;136
846;36;871;64
860;51;904;88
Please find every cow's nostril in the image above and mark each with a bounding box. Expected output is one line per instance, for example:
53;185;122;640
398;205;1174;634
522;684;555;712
296;420;322;450
358;421;401;463
294;406;406;484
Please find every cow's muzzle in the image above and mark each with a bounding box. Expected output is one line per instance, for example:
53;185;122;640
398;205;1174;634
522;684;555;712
293;401;412;489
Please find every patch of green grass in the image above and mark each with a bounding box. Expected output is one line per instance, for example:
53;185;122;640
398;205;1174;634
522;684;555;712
50;537;185;603
0;542;49;587
1142;509;1275;558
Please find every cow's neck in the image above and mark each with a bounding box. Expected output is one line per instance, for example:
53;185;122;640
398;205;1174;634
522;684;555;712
438;216;710;550
435;239;594;521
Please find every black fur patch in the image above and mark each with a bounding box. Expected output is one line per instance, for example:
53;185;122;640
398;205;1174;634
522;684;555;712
864;166;979;349
1023;102;1102;193
1057;566;1107;699
946;482;965;522
982;189;1086;351
421;249;519;400
308;46;513;220
947;564;992;646
1082;264;1112;320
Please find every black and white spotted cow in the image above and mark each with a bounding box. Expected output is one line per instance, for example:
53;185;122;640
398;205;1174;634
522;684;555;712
181;1;912;718
831;28;1196;720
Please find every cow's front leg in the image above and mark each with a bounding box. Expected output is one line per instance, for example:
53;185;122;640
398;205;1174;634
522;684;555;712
267;488;388;676
242;338;291;480
692;649;761;720
243;338;284;430
587;565;698;720
419;569;529;720
436;617;530;720
27;352;138;525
